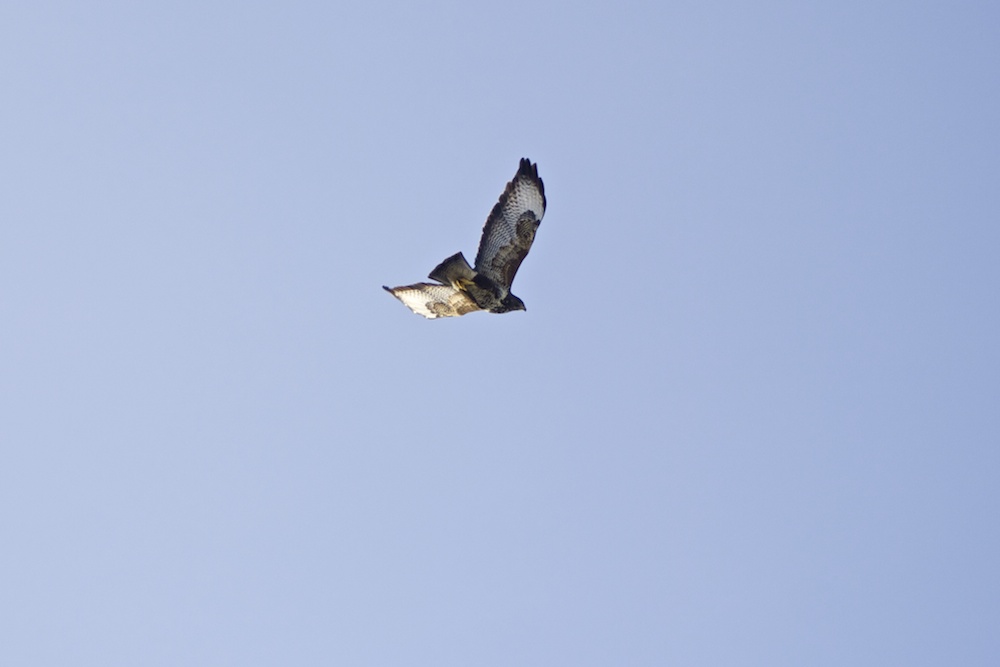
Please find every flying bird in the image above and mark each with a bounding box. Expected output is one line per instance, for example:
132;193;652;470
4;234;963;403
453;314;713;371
383;158;546;318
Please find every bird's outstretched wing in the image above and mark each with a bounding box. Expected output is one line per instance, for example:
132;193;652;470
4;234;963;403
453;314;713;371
382;284;481;319
473;158;546;289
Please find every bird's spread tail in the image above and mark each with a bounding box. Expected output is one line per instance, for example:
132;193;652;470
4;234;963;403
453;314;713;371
428;252;475;287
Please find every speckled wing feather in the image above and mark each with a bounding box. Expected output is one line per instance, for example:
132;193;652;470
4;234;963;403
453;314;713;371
473;158;546;289
382;283;481;319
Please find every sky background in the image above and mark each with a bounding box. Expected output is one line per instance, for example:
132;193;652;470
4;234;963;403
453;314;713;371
2;1;999;665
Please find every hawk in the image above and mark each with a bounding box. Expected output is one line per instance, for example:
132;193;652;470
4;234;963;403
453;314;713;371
383;158;546;318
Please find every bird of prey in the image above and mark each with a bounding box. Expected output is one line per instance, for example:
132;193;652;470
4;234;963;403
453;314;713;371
383;158;546;319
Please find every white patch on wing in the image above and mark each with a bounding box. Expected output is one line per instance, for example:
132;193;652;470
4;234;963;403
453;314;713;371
390;287;441;318
508;178;546;223
384;283;478;318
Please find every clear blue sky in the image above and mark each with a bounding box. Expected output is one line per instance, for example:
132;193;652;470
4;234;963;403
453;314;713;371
2;2;998;665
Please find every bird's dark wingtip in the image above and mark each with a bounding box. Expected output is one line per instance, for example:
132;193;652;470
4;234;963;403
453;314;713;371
516;158;544;206
382;285;393;293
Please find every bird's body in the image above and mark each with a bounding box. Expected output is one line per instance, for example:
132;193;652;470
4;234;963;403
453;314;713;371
383;158;546;319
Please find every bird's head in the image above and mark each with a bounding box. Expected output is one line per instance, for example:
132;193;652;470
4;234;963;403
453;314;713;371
493;293;526;313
